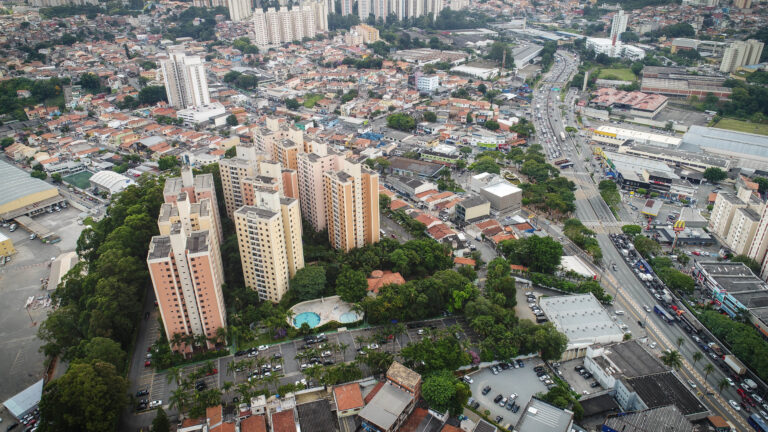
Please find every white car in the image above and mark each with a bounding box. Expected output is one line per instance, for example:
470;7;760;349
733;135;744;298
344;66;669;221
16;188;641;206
463;375;473;384
754;394;764;404
649;342;657;349
643;305;651;313
726;377;735;386
149;400;162;408
321;351;332;357
509;393;518;401
258;345;268;351
729;400;741;411
368;343;379;350
687;379;696;388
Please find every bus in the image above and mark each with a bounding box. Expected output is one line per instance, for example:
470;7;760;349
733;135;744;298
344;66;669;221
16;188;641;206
560;131;566;142
558;161;574;169
653;305;675;324
748;414;768;431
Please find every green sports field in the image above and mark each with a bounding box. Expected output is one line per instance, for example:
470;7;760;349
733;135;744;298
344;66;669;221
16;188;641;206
714;118;768;136
63;171;93;189
597;68;637;81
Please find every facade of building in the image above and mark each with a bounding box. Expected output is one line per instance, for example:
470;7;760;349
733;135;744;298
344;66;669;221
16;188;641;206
725;207;761;256
228;0;252;22
253;2;327;47
147;171;226;354
610;9;628;46
416;75;439;92
720;40;764;73
234;197;304;302
748;204;768;281
160;46;211;109
708;193;747;241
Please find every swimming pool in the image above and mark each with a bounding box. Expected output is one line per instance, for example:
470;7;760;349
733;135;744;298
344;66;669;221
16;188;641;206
293;312;321;328
339;312;359;323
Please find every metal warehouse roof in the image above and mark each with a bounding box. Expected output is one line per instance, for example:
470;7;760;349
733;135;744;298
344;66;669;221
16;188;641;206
0;160;57;207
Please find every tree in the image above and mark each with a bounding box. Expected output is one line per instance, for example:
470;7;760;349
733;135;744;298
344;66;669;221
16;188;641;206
754;177;768;194
158;155;179;171
732;254;761;274
290;266;327;301
718;377;729;394
151;407;170;432
235;74;258;89
1;137;14;149
499;236;563;274
658;268;695;294
477;83;487;94
379;193;391;212
285;98;300;110
38;361;128;432
621;224;642;237
76;337;126;371
633;235;660;259
138;86;168;105
423;111;437;122
421;370;469;415
484;120;500;131
692;351;702;368
661;350;682;369
51;173;62;183
31;170;47;180
703;167;727;183
535;323;569;361
469;156;500;174
336;267;368;303
226;114;238;126
386;113;416;131
78;73;101;92
225;146;237;158
703;362;715;382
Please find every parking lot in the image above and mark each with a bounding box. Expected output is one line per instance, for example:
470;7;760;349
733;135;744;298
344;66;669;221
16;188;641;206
466;359;550;426
558;359;603;396
0;206;84;425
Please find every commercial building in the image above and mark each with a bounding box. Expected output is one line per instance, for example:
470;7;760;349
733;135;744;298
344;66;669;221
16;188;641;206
584;341;709;420
670;38;726;56
358;362;420;432
641;66;731;99
386;175;437;198
515;398;574;432
539;293;625;360
177;102;227;125
693;261;768;337
89;170;135;196
456;194;491;222
252;2;328;48
586;38;645;60
592;126;680;148
479;181;522;212
0;232;15;258
590;88;668;118
228;0;252;21
0;159;61;221
147;170;226;354
602;402;693;431
387;156;444;178
416;74;439;93
720;39;764;73
160;46;211;109
681;125;768;171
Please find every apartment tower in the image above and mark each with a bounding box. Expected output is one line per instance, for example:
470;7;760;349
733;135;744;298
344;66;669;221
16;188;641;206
228;0;253;22
160;46;211;109
147;170;226;354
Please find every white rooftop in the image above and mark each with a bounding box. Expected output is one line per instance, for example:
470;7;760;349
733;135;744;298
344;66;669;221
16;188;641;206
596;125;681;147
560;255;596;278
482;181;521;197
539;293;625;346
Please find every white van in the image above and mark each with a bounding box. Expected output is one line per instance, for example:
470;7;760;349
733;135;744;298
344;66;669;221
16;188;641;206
615;310;625;315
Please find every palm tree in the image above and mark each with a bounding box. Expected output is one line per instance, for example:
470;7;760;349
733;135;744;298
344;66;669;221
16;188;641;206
170;332;186;351
718;378;729;394
661;350;683;370
169;387;189;412
221;381;234;395
237;383;252;401
167;366;182;385
215;326;228;345
675;337;684;349
703;363;715;382
692;352;703;368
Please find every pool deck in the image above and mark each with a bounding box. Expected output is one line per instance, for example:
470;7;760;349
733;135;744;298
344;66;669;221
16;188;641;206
289;295;360;328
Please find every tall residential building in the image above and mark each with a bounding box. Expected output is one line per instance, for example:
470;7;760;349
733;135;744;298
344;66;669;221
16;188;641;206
252;2;326;47
734;0;752;8
372;0;388;21
219;143;286;218
297;142;380;251
228;0;252;22
193;0;226;7
610;9;628;46
234;191;304;302
720;40;765;73
340;0;352;16
358;0;371;22
748;204;768;281
345;23;380;45
160;46;211;109
147;170;226;354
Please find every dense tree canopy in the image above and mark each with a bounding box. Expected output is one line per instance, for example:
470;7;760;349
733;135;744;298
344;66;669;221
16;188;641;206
290;266;328;301
387;113;416;131
335;267;368;303
421;370;471;415
500;236;564;274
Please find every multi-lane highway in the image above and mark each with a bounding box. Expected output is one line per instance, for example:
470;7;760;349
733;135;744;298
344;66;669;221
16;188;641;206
532;52;750;429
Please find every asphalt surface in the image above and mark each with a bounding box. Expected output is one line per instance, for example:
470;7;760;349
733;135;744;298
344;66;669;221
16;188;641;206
531;52;749;429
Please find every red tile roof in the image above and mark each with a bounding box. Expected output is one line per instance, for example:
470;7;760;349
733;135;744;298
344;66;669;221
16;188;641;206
427;223;455;240
333;383;365;411
454;257;476;267
415;189;439;199
207;405;223;427
240;415;267;432
367;270;406;294
475;219;501;230
510;264;529;271
271;410;296;432
390;199;409;211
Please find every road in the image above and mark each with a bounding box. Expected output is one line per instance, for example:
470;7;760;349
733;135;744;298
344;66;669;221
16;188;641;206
532;52;749;429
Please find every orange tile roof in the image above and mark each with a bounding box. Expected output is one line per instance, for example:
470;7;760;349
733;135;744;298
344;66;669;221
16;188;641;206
211;423;236;432
414;213;439;227
390;199;409;211
240;415;267;432
367;270;406;294
333;383;364;411
414;189;439;199
510;264;529;271
379;188;395;198
454;257;476;267
207;405;222;427
491;232;516;244
513;222;534;231
475;219;500;230
441;424;463;432
708;192;717;203
424;191;454;203
271;410;296;432
427;223;455;240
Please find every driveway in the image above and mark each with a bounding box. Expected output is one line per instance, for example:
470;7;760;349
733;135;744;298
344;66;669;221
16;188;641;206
467;360;549;426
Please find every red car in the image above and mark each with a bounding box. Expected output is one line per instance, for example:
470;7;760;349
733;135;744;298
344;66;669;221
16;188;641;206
144;360;151;367
692;251;701;256
391;234;397;239
206;368;218;376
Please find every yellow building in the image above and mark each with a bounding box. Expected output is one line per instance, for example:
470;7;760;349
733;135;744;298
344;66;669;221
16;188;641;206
0;159;60;220
0;232;15;257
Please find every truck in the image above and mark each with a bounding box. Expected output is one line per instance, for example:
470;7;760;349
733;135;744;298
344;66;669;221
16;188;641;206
724;355;747;375
621;249;629;257
661;290;673;304
708;342;724;356
554;159;570;166
559;131;566;142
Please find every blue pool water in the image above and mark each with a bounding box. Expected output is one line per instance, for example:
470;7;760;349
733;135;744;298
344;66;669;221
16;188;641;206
294;312;321;328
339;312;359;323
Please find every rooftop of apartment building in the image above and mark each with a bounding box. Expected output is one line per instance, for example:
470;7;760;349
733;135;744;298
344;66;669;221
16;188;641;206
236;205;278;220
148;236;172;260
187;231;210;254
